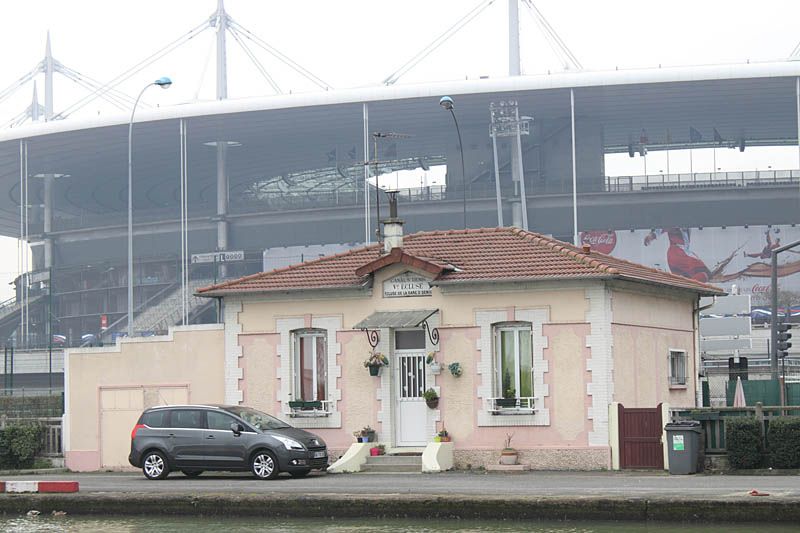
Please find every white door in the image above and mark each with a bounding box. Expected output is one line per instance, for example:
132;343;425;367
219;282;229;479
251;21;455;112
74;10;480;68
395;350;427;446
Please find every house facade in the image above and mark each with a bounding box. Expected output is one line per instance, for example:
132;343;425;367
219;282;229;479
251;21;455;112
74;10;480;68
196;222;722;470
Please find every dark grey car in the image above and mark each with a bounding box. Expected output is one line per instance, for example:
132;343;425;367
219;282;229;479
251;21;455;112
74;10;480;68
128;404;327;480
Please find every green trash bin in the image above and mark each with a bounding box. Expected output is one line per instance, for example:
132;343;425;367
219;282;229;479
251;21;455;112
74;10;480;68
665;421;702;474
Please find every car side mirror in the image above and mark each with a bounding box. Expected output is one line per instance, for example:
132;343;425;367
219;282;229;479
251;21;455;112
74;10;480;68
230;422;243;435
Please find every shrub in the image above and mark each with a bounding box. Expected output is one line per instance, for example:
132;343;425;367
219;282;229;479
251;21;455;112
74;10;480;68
726;417;763;469
767;417;800;469
0;423;44;469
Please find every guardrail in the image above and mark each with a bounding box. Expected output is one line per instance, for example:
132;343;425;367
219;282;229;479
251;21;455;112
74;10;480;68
485;396;537;415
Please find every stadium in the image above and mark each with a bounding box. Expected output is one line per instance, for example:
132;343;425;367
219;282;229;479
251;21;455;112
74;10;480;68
1;1;799;391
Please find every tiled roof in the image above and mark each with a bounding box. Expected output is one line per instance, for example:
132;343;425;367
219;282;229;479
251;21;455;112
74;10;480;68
197;227;724;296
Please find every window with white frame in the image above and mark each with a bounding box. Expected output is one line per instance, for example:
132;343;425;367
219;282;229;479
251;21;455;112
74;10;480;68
293;329;327;402
495;323;534;404
669;349;687;386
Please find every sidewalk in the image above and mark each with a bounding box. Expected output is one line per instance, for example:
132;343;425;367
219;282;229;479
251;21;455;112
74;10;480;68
0;471;798;523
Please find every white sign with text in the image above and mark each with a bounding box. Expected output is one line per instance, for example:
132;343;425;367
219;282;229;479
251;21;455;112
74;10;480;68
383;272;432;298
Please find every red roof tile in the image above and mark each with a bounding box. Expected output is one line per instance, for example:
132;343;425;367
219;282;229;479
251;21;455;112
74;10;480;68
197;227;724;297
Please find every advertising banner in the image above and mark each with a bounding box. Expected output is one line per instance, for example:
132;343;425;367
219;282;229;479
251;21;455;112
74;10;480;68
580;225;800;307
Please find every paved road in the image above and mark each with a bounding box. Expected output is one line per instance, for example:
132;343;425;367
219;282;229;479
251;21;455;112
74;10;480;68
2;471;799;499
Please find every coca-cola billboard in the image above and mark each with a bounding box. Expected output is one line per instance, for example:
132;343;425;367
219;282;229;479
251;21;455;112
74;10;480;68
581;225;800;306
580;231;617;254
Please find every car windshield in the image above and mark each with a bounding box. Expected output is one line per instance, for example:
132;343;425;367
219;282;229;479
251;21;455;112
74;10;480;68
223;406;291;431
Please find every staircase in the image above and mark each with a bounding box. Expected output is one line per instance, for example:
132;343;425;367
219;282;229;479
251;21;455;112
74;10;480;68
360;450;423;473
101;278;215;343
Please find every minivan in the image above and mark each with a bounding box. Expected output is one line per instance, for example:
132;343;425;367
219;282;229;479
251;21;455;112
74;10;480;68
129;404;328;480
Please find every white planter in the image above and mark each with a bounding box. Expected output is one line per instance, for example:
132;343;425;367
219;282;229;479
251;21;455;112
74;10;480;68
429;362;441;375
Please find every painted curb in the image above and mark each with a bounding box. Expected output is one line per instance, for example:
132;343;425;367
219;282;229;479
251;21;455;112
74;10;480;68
1;481;78;493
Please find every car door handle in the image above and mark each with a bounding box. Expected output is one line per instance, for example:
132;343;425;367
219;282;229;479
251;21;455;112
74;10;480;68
168;433;175;438
206;435;215;439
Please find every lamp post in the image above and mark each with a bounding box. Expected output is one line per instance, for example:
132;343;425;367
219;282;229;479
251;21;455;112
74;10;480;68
439;96;467;229
127;77;172;337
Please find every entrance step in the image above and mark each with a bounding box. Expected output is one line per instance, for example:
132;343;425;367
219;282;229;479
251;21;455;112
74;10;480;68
361;453;422;473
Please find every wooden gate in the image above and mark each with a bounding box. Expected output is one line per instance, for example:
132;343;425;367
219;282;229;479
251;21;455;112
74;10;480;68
618;403;664;469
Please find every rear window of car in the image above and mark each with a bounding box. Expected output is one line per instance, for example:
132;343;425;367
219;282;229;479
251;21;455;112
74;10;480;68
170;409;204;429
141;410;168;428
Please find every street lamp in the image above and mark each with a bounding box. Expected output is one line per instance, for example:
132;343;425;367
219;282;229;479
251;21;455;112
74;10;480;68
439;96;467;229
127;76;172;337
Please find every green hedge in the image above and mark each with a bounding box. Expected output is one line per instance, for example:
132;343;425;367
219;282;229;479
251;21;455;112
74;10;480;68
767;417;800;469
726;417;763;469
0;423;44;469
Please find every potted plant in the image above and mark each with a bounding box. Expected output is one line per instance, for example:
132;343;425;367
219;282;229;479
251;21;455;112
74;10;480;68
363;351;389;376
448;361;463;377
496;369;517;408
434;428;451;443
353;425;377;443
496;387;517;408
426;352;441;374
369;443;386;456
423;388;439;409
500;432;518;465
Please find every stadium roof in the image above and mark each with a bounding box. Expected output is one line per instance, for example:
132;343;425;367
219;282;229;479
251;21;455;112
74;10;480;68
1;60;799;235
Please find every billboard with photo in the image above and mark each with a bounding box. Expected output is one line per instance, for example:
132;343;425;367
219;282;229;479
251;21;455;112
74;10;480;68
580;225;800;308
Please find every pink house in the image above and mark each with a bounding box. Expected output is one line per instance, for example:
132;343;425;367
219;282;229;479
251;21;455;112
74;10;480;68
197;221;722;471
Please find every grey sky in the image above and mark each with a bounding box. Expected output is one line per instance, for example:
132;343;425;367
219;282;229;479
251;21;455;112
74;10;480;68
1;0;799;297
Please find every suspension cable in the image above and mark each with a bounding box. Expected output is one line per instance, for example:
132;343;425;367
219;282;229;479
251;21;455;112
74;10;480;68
227;26;283;94
382;0;496;85
228;19;332;90
521;0;582;70
54;19;209;119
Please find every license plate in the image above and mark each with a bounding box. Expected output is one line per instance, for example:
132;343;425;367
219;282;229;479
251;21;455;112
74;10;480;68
313;451;326;459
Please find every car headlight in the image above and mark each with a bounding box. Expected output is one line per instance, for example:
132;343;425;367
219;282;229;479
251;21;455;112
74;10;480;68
274;436;305;450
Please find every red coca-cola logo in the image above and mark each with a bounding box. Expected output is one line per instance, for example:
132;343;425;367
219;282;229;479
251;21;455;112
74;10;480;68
580;231;617;254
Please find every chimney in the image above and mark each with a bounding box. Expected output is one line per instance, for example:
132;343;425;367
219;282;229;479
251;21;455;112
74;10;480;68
582;244;591;254
383;190;404;253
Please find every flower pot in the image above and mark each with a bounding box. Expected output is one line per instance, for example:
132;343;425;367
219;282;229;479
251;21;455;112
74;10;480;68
425;398;439;409
360;436;370;443
368;364;382;377
440;436;451;442
370;447;380;456
429;362;441;375
500;449;519;465
496;398;518;408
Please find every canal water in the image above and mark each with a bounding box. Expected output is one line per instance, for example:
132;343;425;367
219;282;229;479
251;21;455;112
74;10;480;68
0;516;797;532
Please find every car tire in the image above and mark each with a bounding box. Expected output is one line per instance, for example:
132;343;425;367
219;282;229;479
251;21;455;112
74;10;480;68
181;470;203;477
251;450;279;480
289;469;311;478
142;450;170;480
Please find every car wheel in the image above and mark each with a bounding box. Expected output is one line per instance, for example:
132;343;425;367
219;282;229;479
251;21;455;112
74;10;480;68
289;469;311;478
142;450;170;480
251;450;279;480
181;470;203;477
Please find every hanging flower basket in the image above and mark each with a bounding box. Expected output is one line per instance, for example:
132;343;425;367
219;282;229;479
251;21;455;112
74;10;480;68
423;388;439;409
448;362;463;377
364;352;388;377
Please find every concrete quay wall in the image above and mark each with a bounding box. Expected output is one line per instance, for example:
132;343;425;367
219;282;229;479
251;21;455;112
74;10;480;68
0;493;798;523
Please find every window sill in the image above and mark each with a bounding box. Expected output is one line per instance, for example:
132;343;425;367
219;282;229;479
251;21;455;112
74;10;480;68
669;384;688;390
489;407;536;416
287;409;331;418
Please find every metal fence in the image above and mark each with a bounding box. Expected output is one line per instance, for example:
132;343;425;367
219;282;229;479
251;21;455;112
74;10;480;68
0;389;64;418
